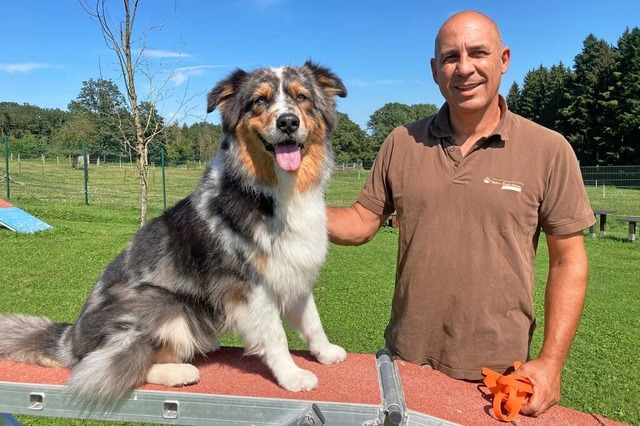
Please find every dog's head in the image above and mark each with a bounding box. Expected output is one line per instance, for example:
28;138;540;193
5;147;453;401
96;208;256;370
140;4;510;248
207;61;346;177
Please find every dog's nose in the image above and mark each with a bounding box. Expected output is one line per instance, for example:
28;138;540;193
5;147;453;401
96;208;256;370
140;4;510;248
276;113;300;135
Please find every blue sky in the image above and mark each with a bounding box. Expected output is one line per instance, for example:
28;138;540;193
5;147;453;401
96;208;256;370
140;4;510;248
1;0;639;129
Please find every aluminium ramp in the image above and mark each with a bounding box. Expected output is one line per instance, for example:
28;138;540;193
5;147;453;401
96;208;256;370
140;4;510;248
0;347;626;425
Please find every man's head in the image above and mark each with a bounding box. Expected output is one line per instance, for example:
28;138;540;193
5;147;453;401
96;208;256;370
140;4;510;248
430;11;510;116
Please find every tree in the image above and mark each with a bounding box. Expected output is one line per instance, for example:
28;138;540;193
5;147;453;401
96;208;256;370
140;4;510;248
517;63;573;135
612;27;640;164
367;103;438;152
506;82;522;114
332;112;371;164
68;78;131;157
562;35;618;165
82;0;196;225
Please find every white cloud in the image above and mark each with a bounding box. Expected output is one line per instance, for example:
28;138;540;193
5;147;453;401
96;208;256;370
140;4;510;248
169;65;235;85
348;78;405;87
0;63;55;74
143;49;193;59
236;0;288;10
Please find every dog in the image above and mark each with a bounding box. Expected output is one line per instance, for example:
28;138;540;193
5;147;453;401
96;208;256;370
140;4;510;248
0;60;348;403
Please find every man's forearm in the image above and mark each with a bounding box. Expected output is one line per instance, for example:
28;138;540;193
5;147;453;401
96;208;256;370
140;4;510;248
326;204;386;246
538;233;588;367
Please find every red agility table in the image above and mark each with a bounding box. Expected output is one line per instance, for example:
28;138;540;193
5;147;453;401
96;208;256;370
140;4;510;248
0;347;627;425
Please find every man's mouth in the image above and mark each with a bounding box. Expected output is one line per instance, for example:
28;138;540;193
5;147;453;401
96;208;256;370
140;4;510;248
455;82;482;92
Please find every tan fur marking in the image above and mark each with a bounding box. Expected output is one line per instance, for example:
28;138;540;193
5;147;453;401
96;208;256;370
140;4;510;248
295;119;327;192
36;355;65;368
255;83;274;101
289;81;311;99
251;252;269;275
236;120;278;185
223;282;250;306
317;76;343;97
153;346;179;364
220;84;236;100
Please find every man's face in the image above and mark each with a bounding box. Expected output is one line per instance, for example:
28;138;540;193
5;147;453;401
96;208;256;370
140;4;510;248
430;16;510;114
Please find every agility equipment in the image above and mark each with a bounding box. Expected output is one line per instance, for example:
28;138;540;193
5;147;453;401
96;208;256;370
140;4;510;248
0;199;52;233
0;347;624;425
482;361;533;421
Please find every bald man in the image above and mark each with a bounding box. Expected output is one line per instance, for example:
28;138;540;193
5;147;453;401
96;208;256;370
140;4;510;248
327;11;594;417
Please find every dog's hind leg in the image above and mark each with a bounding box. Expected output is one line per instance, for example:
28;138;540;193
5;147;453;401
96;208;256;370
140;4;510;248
145;363;200;387
145;347;200;387
286;293;347;365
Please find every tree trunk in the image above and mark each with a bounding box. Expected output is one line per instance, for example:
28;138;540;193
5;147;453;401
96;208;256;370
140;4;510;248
136;139;148;227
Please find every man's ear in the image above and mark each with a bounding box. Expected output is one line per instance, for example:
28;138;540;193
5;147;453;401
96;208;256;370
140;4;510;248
430;58;439;85
500;46;511;75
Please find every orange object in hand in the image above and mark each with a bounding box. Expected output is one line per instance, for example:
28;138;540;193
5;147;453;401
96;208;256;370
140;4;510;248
482;361;534;422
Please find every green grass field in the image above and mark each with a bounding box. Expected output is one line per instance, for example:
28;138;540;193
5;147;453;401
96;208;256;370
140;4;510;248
0;160;639;425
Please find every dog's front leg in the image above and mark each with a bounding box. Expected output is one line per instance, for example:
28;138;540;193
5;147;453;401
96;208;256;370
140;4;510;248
228;287;318;392
286;293;347;365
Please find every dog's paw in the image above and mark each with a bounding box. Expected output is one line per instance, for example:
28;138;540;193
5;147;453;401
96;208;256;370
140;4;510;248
314;343;347;365
146;363;200;387
277;368;318;392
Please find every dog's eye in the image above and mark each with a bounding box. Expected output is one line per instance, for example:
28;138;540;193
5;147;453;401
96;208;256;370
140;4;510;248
254;96;269;106
295;93;308;103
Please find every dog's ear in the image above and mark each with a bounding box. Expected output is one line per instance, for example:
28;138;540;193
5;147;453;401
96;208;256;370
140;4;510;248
207;69;248;113
302;60;347;98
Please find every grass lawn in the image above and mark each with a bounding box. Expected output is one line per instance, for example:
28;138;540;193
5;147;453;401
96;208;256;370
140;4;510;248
0;164;638;425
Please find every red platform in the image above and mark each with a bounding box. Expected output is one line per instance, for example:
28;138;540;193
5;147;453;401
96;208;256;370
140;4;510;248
0;347;627;425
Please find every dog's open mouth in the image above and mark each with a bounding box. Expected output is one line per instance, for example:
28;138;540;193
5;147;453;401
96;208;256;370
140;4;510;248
259;134;304;171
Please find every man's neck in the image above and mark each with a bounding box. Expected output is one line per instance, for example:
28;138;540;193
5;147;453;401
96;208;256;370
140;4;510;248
448;98;502;155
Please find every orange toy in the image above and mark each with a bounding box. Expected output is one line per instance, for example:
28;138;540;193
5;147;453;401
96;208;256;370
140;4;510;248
482;361;534;421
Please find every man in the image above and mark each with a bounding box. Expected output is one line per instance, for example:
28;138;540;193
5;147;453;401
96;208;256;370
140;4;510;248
327;11;594;417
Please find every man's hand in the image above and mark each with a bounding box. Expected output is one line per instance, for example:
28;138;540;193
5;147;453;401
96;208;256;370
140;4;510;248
516;357;562;416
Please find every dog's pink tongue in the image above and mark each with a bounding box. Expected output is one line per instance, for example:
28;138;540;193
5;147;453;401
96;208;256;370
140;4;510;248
275;143;301;171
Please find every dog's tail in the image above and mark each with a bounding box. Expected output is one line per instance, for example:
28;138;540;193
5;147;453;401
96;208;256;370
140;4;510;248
0;314;154;403
0;314;74;368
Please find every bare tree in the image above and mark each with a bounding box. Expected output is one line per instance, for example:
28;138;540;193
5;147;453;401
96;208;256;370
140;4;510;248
81;0;198;226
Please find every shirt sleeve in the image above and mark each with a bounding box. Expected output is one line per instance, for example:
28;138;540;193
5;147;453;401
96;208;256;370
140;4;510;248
539;137;595;235
356;131;397;216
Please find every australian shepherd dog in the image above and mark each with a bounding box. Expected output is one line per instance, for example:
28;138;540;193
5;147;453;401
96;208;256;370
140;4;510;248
0;61;348;402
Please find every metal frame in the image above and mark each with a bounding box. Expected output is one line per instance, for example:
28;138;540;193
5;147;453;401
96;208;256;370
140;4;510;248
0;351;459;426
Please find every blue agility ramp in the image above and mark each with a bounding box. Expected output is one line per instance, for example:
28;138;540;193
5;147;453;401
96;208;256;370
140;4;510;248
0;200;52;234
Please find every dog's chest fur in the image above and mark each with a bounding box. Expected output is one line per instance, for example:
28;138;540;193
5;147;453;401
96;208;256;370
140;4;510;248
197;158;328;307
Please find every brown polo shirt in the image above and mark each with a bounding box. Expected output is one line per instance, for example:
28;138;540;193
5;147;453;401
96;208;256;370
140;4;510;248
357;98;594;380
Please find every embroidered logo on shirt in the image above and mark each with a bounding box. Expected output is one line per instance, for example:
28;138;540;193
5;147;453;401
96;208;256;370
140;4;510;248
483;177;524;192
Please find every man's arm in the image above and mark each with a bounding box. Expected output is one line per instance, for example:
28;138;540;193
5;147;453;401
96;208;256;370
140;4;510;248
326;203;389;246
518;231;588;417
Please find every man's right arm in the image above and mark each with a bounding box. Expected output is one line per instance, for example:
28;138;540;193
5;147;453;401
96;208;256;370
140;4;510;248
326;203;389;246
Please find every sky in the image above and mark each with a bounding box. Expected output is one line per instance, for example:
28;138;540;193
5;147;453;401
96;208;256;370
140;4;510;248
1;0;639;130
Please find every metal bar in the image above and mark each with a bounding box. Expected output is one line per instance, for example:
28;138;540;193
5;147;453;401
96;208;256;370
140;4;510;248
376;349;405;425
82;140;89;205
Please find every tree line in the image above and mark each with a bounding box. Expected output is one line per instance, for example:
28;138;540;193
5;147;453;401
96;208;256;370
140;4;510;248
507;27;640;165
0;80;436;167
2;27;638;168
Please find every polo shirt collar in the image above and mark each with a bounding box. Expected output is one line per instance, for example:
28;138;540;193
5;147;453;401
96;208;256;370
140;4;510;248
429;95;511;143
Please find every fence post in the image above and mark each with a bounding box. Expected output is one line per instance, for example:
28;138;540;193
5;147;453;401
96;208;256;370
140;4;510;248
3;136;9;199
82;140;89;206
161;148;167;210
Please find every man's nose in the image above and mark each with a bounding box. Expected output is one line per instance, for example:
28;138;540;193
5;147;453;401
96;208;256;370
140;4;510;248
455;55;475;76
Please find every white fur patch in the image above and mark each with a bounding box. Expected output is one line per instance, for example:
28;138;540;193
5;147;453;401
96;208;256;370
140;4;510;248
155;317;199;361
